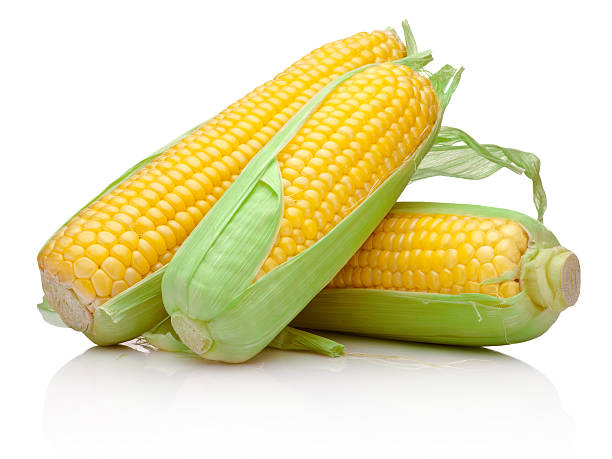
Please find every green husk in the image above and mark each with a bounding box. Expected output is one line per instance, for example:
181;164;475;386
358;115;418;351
162;56;463;362
401;20;418;56
413;127;547;222
292;202;579;346
268;327;344;357
38;298;69;328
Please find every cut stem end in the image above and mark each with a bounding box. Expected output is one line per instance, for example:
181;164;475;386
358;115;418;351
170;313;213;355
558;252;580;308
523;248;581;313
40;272;92;332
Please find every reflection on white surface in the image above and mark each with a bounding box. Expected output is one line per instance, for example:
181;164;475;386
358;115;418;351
44;334;573;458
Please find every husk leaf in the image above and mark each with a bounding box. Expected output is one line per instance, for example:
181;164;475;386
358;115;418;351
38;298;69;328
413;127;547;221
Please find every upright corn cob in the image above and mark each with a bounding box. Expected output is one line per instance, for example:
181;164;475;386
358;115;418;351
37;28;407;344
161;53;462;362
293;202;580;345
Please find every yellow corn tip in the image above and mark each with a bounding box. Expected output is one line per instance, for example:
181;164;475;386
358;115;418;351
38;30;405;310
257;62;439;277
328;213;529;298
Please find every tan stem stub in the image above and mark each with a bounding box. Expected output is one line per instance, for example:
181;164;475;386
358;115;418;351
171;313;213;355
560;253;580;307
522;248;581;313
40;272;92;332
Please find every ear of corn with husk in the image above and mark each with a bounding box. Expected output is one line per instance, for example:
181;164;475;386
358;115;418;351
292;201;580;346
160;55;463;362
37;26;412;345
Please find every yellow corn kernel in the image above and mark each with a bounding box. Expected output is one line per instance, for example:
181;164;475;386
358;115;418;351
57;261;75;283
74;257;97;279
500;280;521;298
124;267;142;286
91;269;112;297
101;257;126;281
465;281;481;293
493;255;515;276
481;283;499;296
466;259;481;281
85;244;109;266
73;279;96;303
131;251;150;276
111;280;129;297
63;244;85;261
110;244;132;267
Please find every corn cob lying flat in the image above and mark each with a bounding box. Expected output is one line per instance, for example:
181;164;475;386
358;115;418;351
161;51;462;362
293;202;580;346
37;28;408;344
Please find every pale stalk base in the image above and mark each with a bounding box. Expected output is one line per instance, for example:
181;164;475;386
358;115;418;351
560;253;580;307
170;313;213;355
40;272;92;332
523;248;581;313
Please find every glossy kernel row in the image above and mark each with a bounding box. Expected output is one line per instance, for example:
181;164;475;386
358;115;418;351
328;213;529;298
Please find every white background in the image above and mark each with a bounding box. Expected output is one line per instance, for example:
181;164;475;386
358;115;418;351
1;1;610;458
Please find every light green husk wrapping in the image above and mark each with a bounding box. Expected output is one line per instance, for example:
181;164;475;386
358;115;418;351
292;202;580;346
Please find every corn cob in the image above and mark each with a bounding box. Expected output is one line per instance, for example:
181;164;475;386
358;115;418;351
329;211;529;296
257;62;439;277
37;28;408;344
293;202;580;346
161;51;462;362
